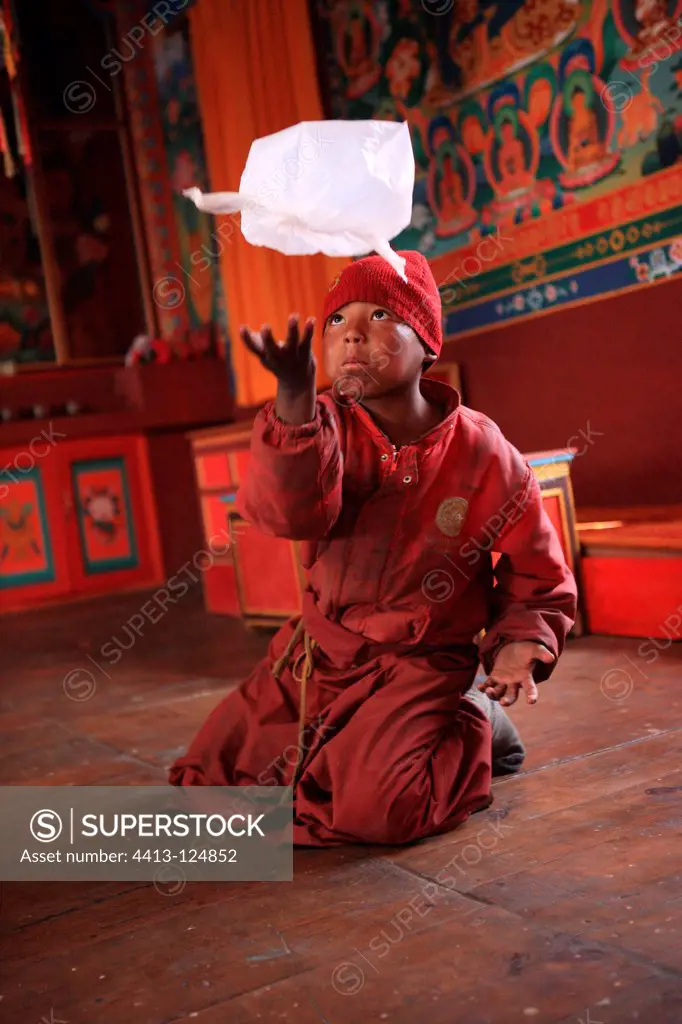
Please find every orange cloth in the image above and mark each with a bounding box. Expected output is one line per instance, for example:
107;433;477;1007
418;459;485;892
188;0;346;406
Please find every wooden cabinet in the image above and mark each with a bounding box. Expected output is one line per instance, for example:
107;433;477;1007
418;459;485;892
0;434;163;612
2;0;149;366
227;512;307;628
524;449;580;575
189;422;307;623
516;449;583;636
188;423;248;618
61;435;163;598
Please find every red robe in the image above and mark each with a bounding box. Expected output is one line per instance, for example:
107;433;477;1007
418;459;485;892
169;380;577;846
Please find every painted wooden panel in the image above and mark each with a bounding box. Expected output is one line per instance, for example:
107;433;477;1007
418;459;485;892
71;457;139;574
196;450;232;490
582;554;682;639
541;491;569;565
1;434;163;611
0;445;75;612
63;435;163;598
229;514;302;619
200;494;236;561
0;468;55;588
229;448;252;486
202;564;241;617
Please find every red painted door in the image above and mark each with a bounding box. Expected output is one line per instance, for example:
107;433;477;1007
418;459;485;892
228;513;303;622
0;444;71;611
61;435;163;597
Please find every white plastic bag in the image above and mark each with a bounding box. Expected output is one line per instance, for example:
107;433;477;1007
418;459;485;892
183;119;415;281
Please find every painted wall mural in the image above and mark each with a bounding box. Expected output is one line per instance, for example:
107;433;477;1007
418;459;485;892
316;0;682;335
117;0;230;384
0;5;53;362
152;20;227;335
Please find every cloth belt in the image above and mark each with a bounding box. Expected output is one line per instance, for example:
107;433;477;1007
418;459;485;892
272;617;318;787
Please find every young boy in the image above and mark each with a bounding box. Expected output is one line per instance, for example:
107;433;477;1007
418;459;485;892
170;251;577;846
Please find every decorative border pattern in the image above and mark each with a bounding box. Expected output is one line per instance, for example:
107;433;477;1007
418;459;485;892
117;0;189;338
444;232;682;338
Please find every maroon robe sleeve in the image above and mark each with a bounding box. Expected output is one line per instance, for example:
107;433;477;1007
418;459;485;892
477;443;578;683
235;398;343;541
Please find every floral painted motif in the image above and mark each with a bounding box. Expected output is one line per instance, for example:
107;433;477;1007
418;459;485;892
82;488;121;541
495;277;578;320
629;240;682;283
385;38;422;100
526;287;543;310
669;236;682;263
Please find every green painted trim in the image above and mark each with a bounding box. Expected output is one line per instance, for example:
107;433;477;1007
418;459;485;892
442;209;682;312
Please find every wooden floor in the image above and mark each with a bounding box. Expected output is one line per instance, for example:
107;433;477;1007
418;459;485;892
2;592;682;1024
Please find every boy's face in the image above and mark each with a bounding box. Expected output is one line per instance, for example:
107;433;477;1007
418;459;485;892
322;301;431;399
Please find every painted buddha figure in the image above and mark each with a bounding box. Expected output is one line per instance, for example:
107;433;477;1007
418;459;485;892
427;121;477;237
345;10;378;86
385;37;421;102
438;151;465;221
567;88;605;171
498;119;529;193
450;1;494;94
339;7;381;98
634;0;670;46
349;14;367;67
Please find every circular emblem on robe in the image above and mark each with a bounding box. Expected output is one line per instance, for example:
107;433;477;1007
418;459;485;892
435;497;468;537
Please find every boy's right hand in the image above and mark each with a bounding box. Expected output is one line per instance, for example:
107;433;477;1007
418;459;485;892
240;315;317;425
240;315;316;391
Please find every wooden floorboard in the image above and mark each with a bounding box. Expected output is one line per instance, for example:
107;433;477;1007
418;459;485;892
1;591;682;1023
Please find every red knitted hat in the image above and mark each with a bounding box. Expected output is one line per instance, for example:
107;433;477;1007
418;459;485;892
322;251;443;357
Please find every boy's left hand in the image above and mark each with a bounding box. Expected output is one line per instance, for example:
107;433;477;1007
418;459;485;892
479;641;555;707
